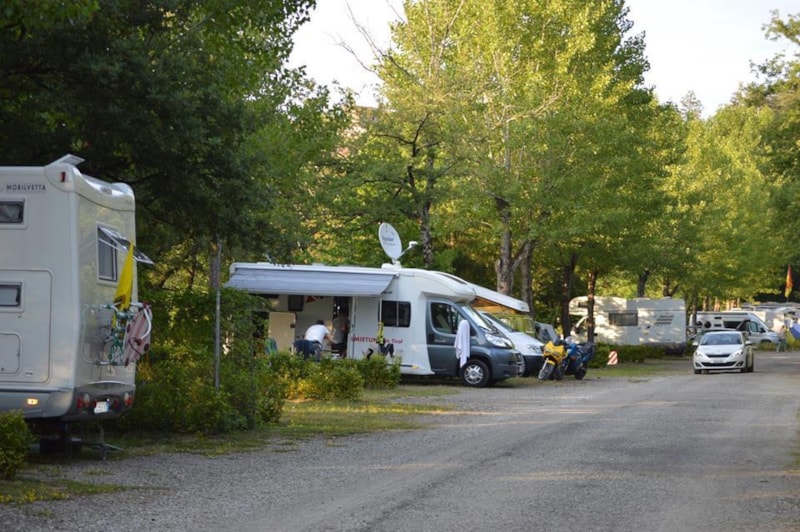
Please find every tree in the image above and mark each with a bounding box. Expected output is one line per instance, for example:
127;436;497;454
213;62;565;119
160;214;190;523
0;0;349;289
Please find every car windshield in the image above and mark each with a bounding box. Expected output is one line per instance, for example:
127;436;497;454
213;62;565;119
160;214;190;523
481;313;513;334
701;333;741;346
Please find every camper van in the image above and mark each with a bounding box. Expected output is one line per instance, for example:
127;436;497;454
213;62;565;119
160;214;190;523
225;262;522;387
569;296;687;353
692;311;778;347
0;155;152;443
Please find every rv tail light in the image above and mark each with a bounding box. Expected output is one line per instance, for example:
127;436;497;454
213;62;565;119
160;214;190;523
123;392;134;407
76;393;91;411
60;171;66;182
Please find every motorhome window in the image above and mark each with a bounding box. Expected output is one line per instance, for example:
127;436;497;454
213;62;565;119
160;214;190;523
98;227;118;281
0;200;23;224
0;284;21;307
609;312;637;326
381;301;411;327
431;302;458;334
97;226;154;264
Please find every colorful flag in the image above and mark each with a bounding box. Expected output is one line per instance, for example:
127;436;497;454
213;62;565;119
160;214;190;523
114;244;135;311
785;265;793;299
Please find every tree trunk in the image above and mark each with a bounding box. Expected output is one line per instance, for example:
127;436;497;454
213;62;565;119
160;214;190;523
636;269;649;297
519;240;535;318
494;195;513;294
587;270;598;343
559;252;578;337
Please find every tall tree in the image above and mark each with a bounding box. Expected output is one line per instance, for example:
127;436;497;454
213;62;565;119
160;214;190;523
0;0;347;289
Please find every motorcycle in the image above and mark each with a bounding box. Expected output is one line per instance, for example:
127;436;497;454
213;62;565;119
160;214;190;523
538;337;595;381
559;340;595;380
538;339;568;380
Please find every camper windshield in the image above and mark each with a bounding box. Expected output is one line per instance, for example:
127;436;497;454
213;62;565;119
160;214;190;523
462;304;492;332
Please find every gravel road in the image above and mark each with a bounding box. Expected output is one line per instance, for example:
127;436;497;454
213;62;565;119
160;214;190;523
3;353;800;531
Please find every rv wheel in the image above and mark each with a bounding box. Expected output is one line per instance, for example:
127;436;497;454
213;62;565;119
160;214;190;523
461;359;490;387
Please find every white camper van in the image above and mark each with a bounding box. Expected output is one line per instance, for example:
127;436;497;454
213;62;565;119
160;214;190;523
225;262;522;387
569;296;687;353
0;155;152;444
692;311;778;346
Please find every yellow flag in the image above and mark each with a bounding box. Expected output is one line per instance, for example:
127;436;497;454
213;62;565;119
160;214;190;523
114;244;135;310
786;265;793;299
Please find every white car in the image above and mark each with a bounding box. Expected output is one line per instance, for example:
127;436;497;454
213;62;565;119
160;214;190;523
479;312;544;377
692;330;754;374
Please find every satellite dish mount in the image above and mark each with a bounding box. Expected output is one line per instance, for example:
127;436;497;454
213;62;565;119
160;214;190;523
379;223;417;265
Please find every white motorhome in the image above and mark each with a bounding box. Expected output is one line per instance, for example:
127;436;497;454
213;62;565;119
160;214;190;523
225;262;522;387
691;310;779;346
569;296;687;353
0;155;152;444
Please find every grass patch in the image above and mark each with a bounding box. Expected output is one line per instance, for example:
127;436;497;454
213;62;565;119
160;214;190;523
0;476;129;504
590;357;691;379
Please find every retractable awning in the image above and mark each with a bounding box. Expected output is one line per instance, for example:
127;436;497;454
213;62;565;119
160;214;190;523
469;283;530;313
225;264;396;297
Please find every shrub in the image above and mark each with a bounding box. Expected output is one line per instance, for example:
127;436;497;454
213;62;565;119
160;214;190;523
299;358;364;401
0;411;33;480
590;344;672;367
114;288;288;434
352;356;401;389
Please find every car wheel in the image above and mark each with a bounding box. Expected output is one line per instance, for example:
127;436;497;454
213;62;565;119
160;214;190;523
461;359;490;387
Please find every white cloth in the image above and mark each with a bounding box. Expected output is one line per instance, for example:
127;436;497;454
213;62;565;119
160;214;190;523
454;319;471;368
304;323;330;345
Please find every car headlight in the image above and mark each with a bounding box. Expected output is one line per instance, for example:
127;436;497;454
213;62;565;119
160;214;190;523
486;332;513;348
527;344;543;355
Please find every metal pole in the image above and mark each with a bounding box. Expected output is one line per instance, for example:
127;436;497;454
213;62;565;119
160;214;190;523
214;239;221;391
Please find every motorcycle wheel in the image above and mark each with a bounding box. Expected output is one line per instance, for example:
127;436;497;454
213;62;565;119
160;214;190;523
574;363;587;380
538;362;554;381
553;363;563;381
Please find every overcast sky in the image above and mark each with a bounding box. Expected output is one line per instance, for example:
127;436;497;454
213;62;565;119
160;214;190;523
289;1;798;115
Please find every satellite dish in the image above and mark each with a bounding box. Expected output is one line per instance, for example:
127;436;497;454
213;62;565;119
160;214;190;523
379;223;403;260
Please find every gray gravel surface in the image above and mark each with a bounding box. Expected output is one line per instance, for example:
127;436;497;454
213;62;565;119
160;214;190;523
3;353;800;531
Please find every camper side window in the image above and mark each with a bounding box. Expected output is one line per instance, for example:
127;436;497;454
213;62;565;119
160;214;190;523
381;301;411;327
0;284;21;307
431;302;458;334
0;200;24;224
97;227;118;281
609;312;637;326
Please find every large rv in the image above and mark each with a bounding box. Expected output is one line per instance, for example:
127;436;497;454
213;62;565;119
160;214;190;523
691;310;778;346
0;155;152;445
225;262;522;387
569;296;687;354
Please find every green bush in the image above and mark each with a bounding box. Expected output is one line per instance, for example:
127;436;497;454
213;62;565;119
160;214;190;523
299;358;364;401
114;288;288;434
590;344;674;367
0;411;33;480
352;355;401;389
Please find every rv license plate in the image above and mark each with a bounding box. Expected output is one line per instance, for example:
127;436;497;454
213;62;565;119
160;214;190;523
94;401;109;414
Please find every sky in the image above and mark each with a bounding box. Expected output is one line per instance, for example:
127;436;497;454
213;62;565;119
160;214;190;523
289;1;798;116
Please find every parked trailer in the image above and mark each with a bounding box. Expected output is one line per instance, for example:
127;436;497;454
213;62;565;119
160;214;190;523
0;155;152;451
225;262;522;387
569;296;687;354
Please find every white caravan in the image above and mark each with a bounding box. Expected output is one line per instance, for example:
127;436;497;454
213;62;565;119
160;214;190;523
691;310;778;346
0;155;152;443
225;262;522;387
569;296;687;353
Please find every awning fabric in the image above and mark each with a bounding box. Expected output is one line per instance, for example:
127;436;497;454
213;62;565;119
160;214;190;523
469;283;530;313
225;265;396;297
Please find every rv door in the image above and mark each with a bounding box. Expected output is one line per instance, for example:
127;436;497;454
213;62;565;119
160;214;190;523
268;312;296;352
